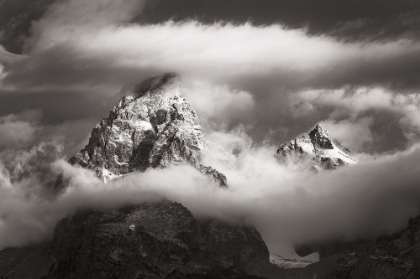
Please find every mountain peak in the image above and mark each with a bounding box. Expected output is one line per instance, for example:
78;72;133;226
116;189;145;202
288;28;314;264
276;123;356;170
69;75;227;186
311;123;328;137
309;123;334;150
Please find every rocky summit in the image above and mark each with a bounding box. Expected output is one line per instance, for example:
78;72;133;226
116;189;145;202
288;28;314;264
69;74;227;186
276;124;356;170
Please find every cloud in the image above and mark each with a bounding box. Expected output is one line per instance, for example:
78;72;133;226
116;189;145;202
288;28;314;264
25;0;147;53
7;141;63;184
4;21;420;91
0;45;24;65
1;129;420;258
321;117;374;152
0;110;42;148
291;87;420;152
180;79;255;129
2;12;419;152
138;0;420;42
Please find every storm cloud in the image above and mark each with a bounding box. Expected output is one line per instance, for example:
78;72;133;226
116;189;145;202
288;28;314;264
2;17;420;151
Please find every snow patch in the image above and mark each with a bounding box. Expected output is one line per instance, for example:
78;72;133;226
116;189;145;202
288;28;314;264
135;121;153;131
269;252;319;269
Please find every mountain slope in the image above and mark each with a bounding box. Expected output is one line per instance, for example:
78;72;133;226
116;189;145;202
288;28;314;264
276;124;356;170
69;74;227;186
317;216;420;279
0;201;283;279
48;201;272;279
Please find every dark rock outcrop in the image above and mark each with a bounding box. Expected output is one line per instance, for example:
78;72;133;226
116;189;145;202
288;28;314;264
0;201;278;279
45;201;271;279
0;245;53;279
320;217;420;279
292;216;420;279
69;74;227;186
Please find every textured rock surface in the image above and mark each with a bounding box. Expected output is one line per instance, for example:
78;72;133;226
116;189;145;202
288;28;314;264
318;216;420;279
0;245;53;279
47;201;271;279
0;201;279;279
276;124;356;170
69;74;226;186
13;200;416;279
291;216;420;279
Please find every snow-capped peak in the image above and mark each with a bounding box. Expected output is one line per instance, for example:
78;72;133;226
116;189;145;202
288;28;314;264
277;124;356;170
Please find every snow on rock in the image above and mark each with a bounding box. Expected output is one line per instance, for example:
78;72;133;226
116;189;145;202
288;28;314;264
69;74;227;187
276;124;357;170
269;254;313;269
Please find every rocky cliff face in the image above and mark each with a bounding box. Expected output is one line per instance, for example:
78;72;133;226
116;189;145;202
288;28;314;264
276;124;356;170
47;201;271;279
0;201;280;279
292;215;420;279
69;74;227;186
318;216;420;279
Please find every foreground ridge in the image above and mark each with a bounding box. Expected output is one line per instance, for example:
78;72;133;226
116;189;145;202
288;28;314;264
0;201;284;279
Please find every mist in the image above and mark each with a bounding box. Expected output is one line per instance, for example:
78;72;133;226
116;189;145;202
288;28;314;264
1;123;420;257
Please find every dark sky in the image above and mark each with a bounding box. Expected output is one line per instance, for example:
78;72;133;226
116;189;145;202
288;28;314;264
138;0;420;41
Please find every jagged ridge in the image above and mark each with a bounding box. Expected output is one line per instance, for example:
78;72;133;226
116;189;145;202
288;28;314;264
276;124;356;170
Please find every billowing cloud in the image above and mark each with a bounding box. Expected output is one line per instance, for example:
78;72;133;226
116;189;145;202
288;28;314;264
4;21;420;91
25;0;147;53
180;79;255;129
292;87;420;152
321;117;374;153
1;129;420;257
1;7;419;152
0;110;42;148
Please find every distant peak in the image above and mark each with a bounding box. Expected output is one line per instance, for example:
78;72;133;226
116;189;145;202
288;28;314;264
276;122;356;170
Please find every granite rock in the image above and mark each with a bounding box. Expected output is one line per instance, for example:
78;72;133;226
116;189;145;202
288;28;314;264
69;74;227;186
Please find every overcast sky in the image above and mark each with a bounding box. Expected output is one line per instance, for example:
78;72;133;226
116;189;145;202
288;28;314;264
1;0;420;253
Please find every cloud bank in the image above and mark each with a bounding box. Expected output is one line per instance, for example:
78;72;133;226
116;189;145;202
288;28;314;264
1;132;420;257
2;13;420;151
